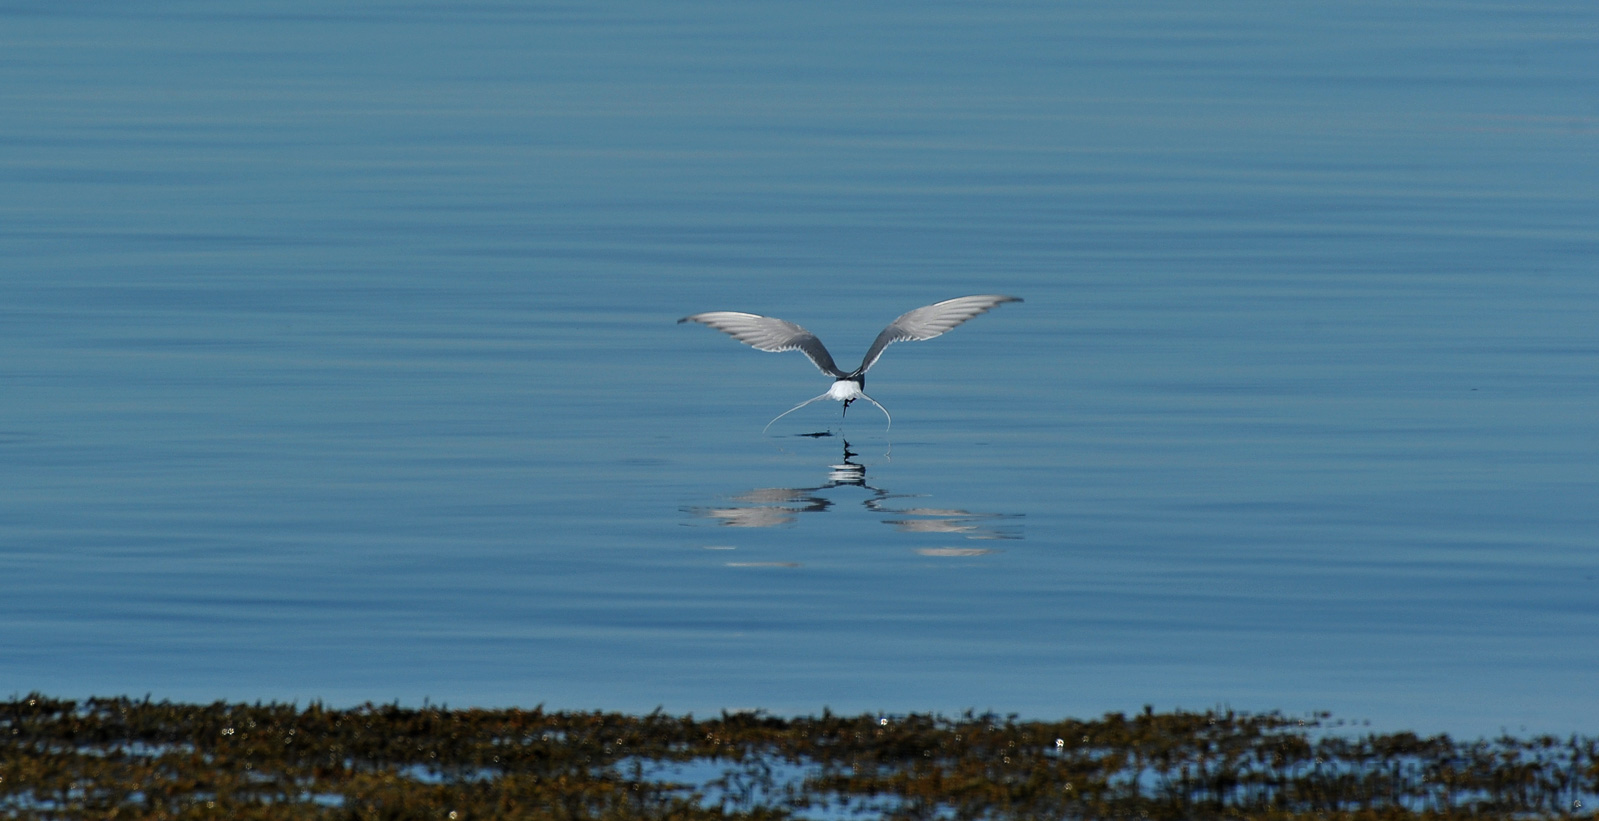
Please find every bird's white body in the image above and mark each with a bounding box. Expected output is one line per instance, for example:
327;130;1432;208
679;294;1021;432
827;379;865;402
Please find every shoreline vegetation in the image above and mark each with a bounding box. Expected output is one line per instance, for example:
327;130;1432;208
3;694;1594;819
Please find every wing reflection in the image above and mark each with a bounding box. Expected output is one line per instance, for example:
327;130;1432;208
684;440;1022;540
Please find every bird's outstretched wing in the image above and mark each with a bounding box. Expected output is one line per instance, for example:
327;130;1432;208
853;294;1022;376
678;311;846;377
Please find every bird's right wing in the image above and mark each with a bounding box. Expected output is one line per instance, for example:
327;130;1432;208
854;294;1022;376
678;311;845;377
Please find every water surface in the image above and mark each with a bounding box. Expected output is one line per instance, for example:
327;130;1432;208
2;1;1596;736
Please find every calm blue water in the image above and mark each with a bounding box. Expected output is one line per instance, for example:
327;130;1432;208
3;1;1596;737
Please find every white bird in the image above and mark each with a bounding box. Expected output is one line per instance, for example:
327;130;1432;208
679;294;1022;432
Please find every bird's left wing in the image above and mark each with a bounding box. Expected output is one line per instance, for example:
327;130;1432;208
854;294;1022;376
679;311;846;377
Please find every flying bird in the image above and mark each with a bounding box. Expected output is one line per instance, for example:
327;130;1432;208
678;294;1022;432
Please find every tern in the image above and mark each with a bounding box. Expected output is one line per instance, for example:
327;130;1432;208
679;294;1022;432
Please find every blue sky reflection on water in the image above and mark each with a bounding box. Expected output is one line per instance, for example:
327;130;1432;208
1;1;1596;737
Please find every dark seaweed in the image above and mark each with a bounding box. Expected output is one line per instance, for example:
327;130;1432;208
2;695;1594;819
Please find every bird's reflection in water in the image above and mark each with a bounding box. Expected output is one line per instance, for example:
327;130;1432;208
686;439;1022;540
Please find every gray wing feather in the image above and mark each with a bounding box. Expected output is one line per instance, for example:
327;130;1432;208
678;311;846;377
855;294;1022;376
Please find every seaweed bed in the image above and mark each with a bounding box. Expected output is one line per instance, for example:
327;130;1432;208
2;695;1594;820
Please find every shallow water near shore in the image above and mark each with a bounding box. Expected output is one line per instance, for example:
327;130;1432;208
2;2;1596;737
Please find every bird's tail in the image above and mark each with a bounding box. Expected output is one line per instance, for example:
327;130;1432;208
763;391;835;434
858;393;892;432
763;392;893;435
